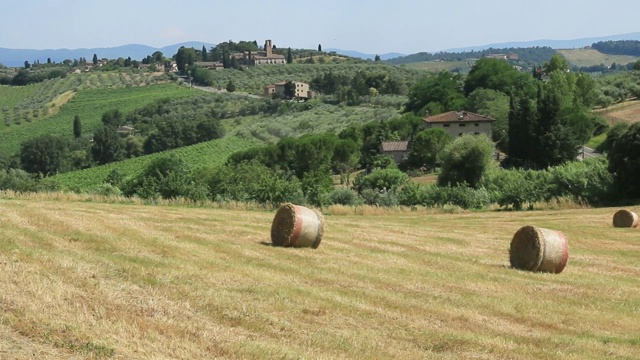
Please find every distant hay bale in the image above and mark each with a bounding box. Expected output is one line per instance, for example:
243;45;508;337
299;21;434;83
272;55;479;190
612;210;639;228
509;225;569;274
271;203;325;248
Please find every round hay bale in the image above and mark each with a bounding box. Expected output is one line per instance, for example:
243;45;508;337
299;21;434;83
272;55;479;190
271;203;325;248
612;209;639;228
509;225;569;274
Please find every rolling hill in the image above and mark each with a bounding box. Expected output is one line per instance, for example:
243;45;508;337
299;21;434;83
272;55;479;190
0;42;216;67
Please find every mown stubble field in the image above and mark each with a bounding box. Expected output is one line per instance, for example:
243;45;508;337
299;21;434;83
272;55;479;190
1;195;639;359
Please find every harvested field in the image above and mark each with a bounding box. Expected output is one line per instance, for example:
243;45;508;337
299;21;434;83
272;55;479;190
1;195;639;359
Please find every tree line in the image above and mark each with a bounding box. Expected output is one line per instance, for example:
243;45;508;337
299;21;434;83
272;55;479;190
387;47;557;66
591;40;640;56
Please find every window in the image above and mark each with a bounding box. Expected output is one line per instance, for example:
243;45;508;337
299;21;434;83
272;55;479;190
458;133;463;137
474;132;480;135
443;124;450;127
459;123;466;127
474;123;479;127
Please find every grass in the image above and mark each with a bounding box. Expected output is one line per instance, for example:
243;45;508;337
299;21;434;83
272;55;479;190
585;133;606;149
594;100;640;124
0;83;195;156
557;49;640;67
1;194;639;358
403;60;472;72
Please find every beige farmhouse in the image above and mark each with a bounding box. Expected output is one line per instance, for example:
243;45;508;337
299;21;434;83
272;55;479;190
423;111;494;138
272;81;311;99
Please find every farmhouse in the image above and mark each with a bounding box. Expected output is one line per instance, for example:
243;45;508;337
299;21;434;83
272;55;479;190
232;40;286;66
423;111;494;138
266;81;312;99
380;140;411;165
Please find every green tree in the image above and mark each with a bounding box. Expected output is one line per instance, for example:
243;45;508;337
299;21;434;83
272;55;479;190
608;122;640;198
407;128;453;170
73;115;82;138
175;47;196;73
125;155;208;201
318;44;322;52
287;47;293;64
283;81;295;99
20;134;69;176
225;80;236;92
201;46;208;61
196;118;225;142
92;54;98;66
463;58;527;95
597;122;629;153
404;71;466;115
467;88;510;149
101;109;125;127
543;54;570;74
124;137;144;158
91;125;124;165
633;59;640;71
293;134;338;178
438;134;495;188
374;55;381;62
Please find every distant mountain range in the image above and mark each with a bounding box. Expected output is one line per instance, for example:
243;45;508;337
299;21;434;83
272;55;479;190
2;32;640;67
442;32;640;53
0;42;216;67
325;49;406;61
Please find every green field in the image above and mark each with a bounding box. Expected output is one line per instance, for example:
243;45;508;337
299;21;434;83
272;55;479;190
558;49;640;67
403;60;473;72
0;84;39;109
1;196;638;358
50;136;261;190
1;72;173;131
0;83;195;156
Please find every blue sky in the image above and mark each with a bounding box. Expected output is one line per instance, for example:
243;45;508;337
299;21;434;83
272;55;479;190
1;0;639;54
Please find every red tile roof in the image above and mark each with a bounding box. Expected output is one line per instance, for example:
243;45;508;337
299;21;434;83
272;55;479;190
381;141;410;152
423;111;494;123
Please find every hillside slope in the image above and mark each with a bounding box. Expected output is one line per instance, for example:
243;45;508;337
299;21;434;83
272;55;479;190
1;197;638;358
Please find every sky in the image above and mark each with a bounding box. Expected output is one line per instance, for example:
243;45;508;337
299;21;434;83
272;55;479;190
1;0;640;54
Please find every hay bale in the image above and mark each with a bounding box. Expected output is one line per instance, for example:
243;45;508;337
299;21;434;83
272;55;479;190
509;225;569;273
271;203;325;248
613;209;639;228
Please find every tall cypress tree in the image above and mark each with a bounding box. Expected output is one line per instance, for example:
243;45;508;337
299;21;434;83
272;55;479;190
287;48;293;64
73;115;82;138
201;45;208;61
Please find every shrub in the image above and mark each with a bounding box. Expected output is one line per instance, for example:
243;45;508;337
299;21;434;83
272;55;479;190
208;160;304;206
354;168;409;193
438;134;495;188
124;155;209;201
325;187;363;206
0;169;40;192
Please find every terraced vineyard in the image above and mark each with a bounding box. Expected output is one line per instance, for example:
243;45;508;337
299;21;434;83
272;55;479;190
50;136;261;191
0;83;195;155
1;71;173;130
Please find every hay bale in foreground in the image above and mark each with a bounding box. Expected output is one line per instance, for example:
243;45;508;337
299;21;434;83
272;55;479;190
509;225;569;274
271;203;325;248
613;210;639;228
